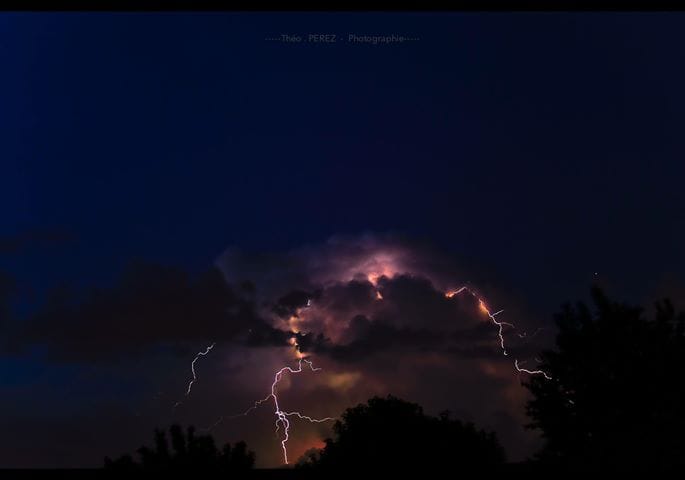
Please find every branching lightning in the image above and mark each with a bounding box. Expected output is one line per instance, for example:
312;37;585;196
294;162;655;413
184;268;551;466
199;300;335;464
444;285;550;378
268;358;336;464
201;356;335;465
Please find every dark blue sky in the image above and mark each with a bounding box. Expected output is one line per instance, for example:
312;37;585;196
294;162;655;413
3;12;684;313
1;12;685;466
3;13;685;307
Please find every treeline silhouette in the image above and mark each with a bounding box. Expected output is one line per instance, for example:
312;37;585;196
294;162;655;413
525;286;685;472
104;425;254;472
103;287;685;472
296;395;505;470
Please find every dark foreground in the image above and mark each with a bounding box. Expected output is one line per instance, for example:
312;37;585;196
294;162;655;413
0;463;630;479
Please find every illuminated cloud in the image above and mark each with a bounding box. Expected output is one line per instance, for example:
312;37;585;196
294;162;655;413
8;234;549;466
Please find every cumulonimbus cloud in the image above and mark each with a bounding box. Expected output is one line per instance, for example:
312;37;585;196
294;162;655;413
13;234;545;366
5;233;550;466
217;233;544;363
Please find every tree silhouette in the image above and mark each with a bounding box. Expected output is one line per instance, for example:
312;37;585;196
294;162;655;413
525;286;685;471
104;425;255;471
297;395;505;470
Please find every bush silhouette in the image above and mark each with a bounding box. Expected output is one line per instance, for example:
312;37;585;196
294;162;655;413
525;287;685;471
297;395;505;470
104;424;255;471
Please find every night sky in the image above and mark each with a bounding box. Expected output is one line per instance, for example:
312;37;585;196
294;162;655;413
2;12;685;468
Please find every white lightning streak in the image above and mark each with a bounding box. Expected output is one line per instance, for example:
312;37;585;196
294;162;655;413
444;286;551;378
204;357;335;464
515;359;552;380
185;343;216;396
197;278;552;466
269;358;335;464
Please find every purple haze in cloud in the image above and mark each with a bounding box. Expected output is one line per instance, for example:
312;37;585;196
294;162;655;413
211;234;548;465
3;234;549;467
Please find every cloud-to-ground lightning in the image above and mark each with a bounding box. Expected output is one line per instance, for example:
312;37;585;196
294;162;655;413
202;356;335;464
193;266;551;466
268;358;336;464
199;301;336;464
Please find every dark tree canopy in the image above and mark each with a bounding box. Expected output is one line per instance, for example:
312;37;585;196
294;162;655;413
525;287;685;471
298;395;505;470
104;424;255;472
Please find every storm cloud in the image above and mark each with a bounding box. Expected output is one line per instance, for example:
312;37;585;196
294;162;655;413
4;234;550;466
14;262;267;361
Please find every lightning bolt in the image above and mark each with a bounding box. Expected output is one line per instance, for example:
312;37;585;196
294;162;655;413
186;343;216;395
200;298;338;465
269;358;336;464
515;359;552;380
173;342;216;409
445;286;550;378
195;275;551;466
203;357;335;465
200;394;275;432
